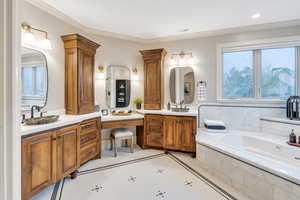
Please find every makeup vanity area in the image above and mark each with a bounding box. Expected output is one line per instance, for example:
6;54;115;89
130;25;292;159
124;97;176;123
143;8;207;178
20;34;197;200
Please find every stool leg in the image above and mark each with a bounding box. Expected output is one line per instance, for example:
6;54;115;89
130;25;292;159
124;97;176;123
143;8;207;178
130;136;134;153
113;139;117;157
110;137;113;151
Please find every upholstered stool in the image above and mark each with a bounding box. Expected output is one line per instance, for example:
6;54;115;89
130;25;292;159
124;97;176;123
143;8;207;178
110;128;134;157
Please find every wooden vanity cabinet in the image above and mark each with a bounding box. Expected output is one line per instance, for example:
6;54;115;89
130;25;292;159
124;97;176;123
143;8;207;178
61;34;101;115
79;118;101;165
144;114;164;148
22;118;102;200
54;125;80;181
140;49;166;110
22;131;54;200
163;116;196;152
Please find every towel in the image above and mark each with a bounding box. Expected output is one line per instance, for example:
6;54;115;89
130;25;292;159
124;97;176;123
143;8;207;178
204;120;226;131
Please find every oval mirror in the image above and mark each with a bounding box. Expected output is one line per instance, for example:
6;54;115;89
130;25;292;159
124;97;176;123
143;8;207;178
169;67;195;104
21;47;48;111
106;65;131;108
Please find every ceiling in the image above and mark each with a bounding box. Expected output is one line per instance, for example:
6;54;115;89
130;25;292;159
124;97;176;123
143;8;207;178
34;0;300;41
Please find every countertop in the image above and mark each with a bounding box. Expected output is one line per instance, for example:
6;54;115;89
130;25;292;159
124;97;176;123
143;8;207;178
101;113;144;122
21;109;198;136
21;112;103;136
138;109;198;116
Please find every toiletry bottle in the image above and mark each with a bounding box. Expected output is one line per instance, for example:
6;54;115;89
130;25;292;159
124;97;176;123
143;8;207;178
289;129;297;143
167;102;171;110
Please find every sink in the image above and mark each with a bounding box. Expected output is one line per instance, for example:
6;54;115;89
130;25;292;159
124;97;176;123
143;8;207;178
171;108;190;112
23;115;59;125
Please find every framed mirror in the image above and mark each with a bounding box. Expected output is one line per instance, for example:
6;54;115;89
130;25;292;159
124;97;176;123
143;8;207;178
21;47;48;111
106;65;131;108
169;67;195;104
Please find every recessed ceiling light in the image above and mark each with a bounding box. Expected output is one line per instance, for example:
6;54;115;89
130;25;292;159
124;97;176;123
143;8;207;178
252;13;261;19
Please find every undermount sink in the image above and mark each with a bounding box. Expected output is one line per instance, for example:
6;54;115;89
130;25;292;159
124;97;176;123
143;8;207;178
171;108;190;112
23;115;60;125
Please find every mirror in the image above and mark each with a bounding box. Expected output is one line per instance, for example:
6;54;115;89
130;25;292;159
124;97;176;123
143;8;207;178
169;67;195;104
21;47;48;110
106;65;131;108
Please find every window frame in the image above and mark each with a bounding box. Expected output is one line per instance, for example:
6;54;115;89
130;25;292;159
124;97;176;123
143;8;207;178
217;36;300;104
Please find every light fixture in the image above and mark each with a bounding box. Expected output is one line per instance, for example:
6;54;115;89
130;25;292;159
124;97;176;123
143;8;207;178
21;24;35;42
97;65;105;80
132;67;139;81
169;51;194;66
170;55;177;65
21;23;52;50
42;35;52;50
252;13;261;19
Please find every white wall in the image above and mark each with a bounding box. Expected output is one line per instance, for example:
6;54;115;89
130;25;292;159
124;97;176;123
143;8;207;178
144;26;300;105
21;1;144;112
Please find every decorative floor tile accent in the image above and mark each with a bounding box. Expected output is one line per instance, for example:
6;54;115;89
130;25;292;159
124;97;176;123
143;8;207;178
185;180;193;187
155;190;167;199
91;184;103;192
52;153;235;200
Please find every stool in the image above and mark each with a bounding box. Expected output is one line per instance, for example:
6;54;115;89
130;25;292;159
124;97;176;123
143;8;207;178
110;128;134;157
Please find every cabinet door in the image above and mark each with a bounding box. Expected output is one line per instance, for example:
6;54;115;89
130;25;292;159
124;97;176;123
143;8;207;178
78;49;95;114
145;114;163;147
180;117;196;152
163;116;180;150
144;60;162;109
55;125;79;180
22;132;53;199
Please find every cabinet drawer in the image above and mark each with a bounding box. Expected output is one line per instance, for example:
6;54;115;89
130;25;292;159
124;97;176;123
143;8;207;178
80;130;99;148
80;120;98;134
102;119;144;129
80;143;99;164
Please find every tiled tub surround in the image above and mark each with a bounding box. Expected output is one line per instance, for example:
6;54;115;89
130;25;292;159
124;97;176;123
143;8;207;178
196;143;300;200
196;104;300;200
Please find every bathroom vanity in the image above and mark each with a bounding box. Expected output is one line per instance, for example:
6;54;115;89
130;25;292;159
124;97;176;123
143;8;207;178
21;115;101;200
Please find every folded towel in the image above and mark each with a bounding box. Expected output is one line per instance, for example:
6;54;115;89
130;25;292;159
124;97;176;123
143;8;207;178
204;120;225;126
204;124;226;130
204;119;226;132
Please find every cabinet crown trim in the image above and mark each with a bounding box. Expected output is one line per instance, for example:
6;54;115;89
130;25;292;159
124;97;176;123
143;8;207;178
61;34;101;50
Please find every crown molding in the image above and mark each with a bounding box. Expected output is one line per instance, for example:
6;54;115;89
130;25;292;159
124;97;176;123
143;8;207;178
26;0;300;44
25;0;146;43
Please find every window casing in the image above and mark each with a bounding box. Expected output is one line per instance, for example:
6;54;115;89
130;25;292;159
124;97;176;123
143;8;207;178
217;37;300;103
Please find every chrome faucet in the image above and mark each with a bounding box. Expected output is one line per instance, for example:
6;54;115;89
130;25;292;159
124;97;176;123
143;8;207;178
179;100;184;109
31;105;41;119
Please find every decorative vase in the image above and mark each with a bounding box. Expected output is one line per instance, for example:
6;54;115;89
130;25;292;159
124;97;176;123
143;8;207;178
136;103;141;110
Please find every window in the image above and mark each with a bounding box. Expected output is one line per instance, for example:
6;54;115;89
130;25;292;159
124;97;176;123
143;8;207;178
219;40;300;102
223;51;254;98
261;48;296;99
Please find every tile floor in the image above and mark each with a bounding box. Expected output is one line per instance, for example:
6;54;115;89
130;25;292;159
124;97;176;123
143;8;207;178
31;146;249;200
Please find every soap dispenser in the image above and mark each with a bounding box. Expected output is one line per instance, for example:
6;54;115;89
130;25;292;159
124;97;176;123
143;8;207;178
289;129;297;143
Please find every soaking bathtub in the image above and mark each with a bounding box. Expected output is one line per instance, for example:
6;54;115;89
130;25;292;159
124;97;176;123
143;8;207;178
196;129;300;185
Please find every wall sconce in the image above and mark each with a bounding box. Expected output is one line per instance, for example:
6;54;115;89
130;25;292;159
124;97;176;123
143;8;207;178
96;65;105;80
169;51;195;66
21;23;52;50
132;67;139;81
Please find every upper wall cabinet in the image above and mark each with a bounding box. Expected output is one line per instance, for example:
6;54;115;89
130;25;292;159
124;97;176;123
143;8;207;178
61;34;100;115
140;49;167;110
